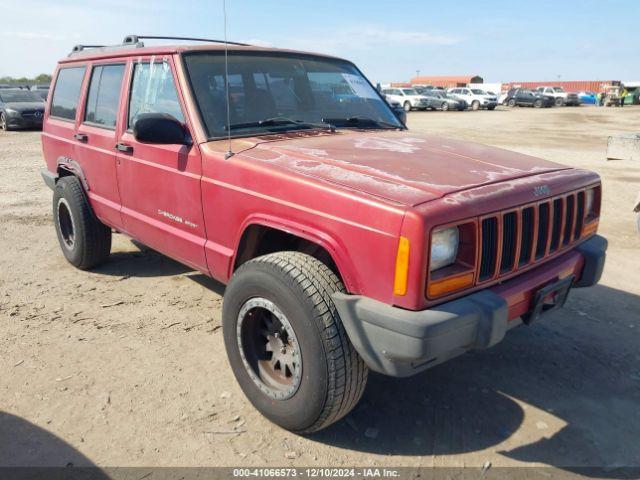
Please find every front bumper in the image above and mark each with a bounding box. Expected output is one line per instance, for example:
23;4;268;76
333;235;607;377
6;115;43;129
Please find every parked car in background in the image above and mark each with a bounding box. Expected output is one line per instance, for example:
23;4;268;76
535;86;581;106
381;87;429;111
507;89;554;108
577;91;597;105
0;89;45;130
447;87;497;110
421;90;467;111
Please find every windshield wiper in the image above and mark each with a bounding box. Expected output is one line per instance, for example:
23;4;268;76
226;116;334;131
321;116;401;130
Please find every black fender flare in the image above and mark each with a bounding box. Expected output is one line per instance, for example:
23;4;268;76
56;156;90;191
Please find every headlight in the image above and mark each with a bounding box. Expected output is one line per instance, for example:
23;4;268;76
430;226;459;271
584;188;595;215
5;108;19;116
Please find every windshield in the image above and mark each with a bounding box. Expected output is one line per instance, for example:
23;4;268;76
402;89;419;96
553;87;565;92
0;90;42;103
184;52;402;138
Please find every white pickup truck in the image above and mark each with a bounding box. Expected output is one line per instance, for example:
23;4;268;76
535;86;581;106
446;87;498;110
381;87;430;112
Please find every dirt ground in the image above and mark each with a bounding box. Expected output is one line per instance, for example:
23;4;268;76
1;106;639;473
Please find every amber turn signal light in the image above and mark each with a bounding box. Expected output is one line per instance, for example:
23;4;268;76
427;272;474;298
393;237;410;296
582;219;599;237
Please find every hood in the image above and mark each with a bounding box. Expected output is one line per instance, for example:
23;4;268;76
4;101;45;111
239;130;570;206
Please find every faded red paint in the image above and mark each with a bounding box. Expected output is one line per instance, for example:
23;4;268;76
42;43;602;316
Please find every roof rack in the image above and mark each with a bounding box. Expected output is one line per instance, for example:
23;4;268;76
69;35;251;57
122;35;251;47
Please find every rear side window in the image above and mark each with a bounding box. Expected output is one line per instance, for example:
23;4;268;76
84;64;125;128
50;66;86;120
128;61;184;128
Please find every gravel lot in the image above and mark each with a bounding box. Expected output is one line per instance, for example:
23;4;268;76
1;106;639;473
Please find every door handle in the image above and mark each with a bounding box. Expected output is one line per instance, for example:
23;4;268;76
116;143;134;154
74;133;88;142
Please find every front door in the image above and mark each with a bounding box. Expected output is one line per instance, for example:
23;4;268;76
115;57;207;272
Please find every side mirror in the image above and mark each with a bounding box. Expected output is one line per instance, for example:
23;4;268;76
133;113;188;145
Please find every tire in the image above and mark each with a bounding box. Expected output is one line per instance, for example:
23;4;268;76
441;102;449;111
508;99;516;107
555;97;564;107
0;113;10;131
222;252;368;433
403;101;411;112
471;100;480;111
53;176;112;269
534;99;542;108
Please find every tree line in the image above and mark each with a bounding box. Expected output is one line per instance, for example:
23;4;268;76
0;73;52;85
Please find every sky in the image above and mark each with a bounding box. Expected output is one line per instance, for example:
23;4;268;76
1;0;638;83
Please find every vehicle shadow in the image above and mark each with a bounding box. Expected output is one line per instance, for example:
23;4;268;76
0;411;108;477
309;284;640;477
93;240;193;278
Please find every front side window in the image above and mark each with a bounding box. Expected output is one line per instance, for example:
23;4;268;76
184;52;402;138
50;66;86;120
84;64;125;128
128;61;185;128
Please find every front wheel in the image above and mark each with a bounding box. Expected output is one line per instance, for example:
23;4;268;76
222;252;368;433
403;101;412;112
508;99;516;107
534;99;542;108
0;113;9;131
471;100;480;111
555;97;564;107
441;102;449;111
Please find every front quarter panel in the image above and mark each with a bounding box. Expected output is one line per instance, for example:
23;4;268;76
199;142;407;304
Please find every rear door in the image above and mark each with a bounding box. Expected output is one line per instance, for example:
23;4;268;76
115;57;207;272
73;62;127;228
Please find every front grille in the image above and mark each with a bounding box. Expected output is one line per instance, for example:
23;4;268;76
477;190;588;284
479;217;498;281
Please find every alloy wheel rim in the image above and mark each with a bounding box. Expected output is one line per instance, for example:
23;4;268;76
237;297;302;400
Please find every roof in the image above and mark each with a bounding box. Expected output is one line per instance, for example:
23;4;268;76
59;42;345;64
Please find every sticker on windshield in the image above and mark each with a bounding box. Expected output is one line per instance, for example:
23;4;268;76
341;73;377;99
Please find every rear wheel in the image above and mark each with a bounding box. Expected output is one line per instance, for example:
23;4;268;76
53;176;111;269
471;100;480;111
403;101;411;112
222;252;368;433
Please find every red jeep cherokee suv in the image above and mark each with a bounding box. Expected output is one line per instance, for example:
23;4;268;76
41;36;607;433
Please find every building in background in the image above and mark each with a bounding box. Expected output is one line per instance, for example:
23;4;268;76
409;75;483;88
501;80;620;93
